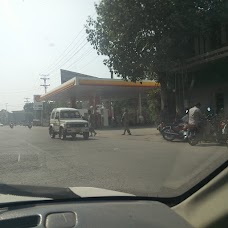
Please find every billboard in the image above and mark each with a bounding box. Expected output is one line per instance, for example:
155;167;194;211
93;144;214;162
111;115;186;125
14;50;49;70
33;95;43;110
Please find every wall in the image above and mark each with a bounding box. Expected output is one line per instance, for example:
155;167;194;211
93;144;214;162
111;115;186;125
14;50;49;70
189;84;228;116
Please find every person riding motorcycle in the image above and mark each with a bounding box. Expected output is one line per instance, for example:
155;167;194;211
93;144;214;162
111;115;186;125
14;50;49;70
187;102;205;140
10;121;14;128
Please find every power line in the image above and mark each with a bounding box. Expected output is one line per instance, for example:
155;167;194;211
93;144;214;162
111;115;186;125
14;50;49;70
77;55;100;72
67;47;94;70
40;27;86;74
48;37;89;76
40;74;50;94
24;98;30;103
40;13;96;76
46;33;88;74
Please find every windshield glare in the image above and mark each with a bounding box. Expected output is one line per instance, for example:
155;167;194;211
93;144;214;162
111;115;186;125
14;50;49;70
0;0;227;204
60;111;81;119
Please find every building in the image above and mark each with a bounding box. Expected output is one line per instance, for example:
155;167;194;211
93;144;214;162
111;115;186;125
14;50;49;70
40;70;160;127
171;22;228;115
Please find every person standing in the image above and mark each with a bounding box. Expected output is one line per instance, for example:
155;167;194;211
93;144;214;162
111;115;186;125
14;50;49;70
88;110;97;137
121;108;131;135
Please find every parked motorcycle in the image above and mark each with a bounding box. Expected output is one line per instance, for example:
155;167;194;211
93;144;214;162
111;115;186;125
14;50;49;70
157;122;165;133
161;111;189;141
188;115;228;146
162;122;188;141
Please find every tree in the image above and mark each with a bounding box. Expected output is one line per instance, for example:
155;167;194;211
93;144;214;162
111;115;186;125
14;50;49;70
86;0;227;109
24;103;34;113
24;103;34;123
147;88;161;124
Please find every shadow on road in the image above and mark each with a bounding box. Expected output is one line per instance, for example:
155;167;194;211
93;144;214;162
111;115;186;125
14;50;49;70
195;143;228;147
64;137;98;141
125;134;158;137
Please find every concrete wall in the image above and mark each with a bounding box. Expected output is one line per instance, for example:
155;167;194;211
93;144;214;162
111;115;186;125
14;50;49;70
189;84;228;115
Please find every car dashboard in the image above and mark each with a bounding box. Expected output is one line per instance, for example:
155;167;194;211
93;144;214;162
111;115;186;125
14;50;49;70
0;200;192;228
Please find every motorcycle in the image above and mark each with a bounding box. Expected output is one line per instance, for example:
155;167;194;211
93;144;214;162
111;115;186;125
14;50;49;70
188;115;228;146
27;121;33;129
161;121;188;141
157;122;165;133
161;111;189;141
10;123;14;129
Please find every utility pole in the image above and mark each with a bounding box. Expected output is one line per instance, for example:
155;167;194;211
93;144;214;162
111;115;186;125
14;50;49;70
5;103;8;125
24;98;30;103
40;74;50;94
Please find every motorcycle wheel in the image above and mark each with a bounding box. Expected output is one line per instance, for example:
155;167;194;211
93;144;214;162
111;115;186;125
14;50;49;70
162;128;176;141
226;138;228;148
188;132;200;146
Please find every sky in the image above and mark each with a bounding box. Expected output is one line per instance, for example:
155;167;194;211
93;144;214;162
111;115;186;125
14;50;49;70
0;0;111;111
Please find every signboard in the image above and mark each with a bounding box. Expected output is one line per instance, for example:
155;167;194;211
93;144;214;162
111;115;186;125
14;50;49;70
33;95;43;110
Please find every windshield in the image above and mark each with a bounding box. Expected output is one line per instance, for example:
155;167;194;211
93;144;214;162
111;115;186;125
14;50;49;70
60;111;81;119
0;0;227;204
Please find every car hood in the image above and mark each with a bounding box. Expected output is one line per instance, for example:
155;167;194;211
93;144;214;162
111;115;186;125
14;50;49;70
0;185;134;204
60;119;88;123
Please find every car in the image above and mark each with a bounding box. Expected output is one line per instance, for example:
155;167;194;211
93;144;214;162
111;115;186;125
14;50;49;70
49;107;89;140
0;123;3;127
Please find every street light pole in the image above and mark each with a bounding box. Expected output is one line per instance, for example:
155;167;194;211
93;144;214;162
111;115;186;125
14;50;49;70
5;103;8;124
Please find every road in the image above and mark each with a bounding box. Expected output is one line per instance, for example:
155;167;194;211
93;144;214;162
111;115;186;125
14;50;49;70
0;126;227;197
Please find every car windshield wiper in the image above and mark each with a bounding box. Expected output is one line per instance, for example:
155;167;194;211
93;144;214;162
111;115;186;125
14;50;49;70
0;184;79;200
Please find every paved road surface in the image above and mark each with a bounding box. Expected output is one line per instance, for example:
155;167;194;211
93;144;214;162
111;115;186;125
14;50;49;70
0;126;227;197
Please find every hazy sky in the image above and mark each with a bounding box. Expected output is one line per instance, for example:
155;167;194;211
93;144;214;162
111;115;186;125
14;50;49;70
0;0;111;111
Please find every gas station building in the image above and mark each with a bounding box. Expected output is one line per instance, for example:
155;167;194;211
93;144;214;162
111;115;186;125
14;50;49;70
40;70;160;127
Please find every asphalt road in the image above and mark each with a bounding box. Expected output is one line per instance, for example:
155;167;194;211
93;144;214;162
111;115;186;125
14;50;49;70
0;126;227;197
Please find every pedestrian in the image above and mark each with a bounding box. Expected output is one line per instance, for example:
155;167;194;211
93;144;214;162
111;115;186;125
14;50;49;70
121;108;131;135
88;110;97;137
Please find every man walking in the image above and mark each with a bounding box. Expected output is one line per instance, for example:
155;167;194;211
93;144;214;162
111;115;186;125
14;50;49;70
121;108;131;135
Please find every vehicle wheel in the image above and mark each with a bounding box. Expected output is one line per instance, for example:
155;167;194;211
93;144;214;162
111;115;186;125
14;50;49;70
71;133;76;139
162;128;176;141
83;132;89;140
49;127;55;139
188;132;199;146
59;128;66;140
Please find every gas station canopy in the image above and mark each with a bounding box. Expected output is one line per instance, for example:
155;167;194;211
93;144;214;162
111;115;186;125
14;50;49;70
40;70;160;102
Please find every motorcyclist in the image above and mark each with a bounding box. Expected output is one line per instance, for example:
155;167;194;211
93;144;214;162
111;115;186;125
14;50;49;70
10;121;14;128
188;102;204;138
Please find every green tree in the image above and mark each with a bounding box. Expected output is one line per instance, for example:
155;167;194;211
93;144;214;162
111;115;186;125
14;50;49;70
86;0;227;109
24;103;34;122
24;103;34;112
147;88;161;124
